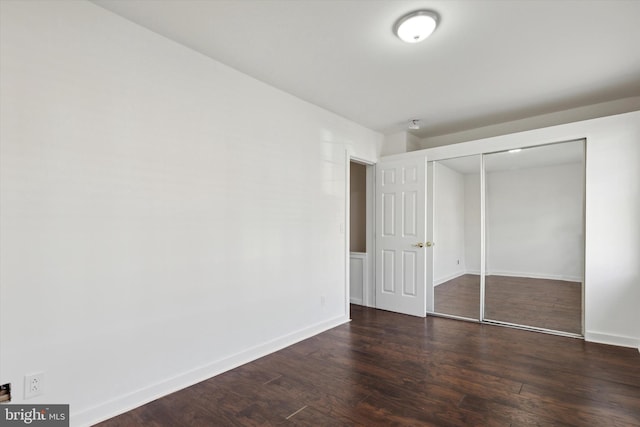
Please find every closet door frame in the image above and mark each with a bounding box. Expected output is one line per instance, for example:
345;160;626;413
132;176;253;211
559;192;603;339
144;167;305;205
427;139;585;339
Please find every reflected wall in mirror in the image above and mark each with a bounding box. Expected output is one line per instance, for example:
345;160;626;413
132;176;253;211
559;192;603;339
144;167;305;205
484;140;584;334
432;155;481;320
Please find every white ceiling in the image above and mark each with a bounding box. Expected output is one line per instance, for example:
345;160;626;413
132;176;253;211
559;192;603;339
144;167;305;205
92;0;640;139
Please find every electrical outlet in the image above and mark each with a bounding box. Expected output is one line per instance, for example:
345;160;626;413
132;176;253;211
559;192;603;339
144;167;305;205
24;372;44;399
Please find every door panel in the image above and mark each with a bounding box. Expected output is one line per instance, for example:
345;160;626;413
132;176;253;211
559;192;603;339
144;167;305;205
375;156;427;317
381;193;395;236
430;155;482;321
381;250;395;293
402;251;417;296
403;192;417;236
483;141;584;334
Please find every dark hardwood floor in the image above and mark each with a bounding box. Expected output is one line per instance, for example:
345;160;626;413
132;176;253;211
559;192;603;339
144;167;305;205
97;305;640;426
434;274;582;334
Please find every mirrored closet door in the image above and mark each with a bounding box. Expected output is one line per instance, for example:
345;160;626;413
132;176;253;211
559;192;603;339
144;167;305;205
431;155;481;320
483;140;585;335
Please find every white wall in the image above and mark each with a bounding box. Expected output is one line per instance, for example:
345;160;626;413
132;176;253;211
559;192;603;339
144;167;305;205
406;133;422;152
434;161;583;282
401;110;640;349
485;163;584;281
0;1;381;425
381;131;408;156
382;130;422;156
433;163;466;284
433;165;481;283
464;174;481;274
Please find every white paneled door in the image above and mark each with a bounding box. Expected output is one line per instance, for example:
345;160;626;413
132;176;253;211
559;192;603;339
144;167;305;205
375;156;427;317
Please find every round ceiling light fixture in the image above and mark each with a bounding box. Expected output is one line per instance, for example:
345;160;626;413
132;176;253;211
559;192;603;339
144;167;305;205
394;10;439;43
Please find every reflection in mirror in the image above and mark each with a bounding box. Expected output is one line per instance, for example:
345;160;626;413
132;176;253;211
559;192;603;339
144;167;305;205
483;140;584;334
433;155;481;320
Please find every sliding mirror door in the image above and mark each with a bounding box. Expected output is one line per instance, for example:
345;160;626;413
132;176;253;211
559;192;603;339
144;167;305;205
432;155;481;320
483;140;585;334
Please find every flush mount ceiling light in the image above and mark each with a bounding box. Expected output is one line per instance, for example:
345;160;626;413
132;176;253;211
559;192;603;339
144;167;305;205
394;10;439;43
408;119;420;130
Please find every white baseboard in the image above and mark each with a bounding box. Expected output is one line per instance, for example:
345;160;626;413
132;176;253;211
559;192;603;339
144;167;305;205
350;297;364;305
585;331;640;349
73;315;350;427
486;270;582;283
434;271;466;286
433;270;581;283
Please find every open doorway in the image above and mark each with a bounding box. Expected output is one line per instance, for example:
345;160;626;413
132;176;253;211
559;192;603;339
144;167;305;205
348;159;374;309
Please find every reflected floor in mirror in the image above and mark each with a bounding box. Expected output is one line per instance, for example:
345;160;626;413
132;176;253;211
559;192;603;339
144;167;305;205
434;274;480;319
485;275;582;334
434;275;582;334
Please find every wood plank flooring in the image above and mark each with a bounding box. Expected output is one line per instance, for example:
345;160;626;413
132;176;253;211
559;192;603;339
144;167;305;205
97;305;640;426
434;274;582;334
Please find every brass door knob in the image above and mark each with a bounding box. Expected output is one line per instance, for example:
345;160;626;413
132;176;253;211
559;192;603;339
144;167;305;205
414;242;424;248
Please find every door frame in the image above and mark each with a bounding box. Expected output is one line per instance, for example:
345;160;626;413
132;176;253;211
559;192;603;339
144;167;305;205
345;153;376;317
